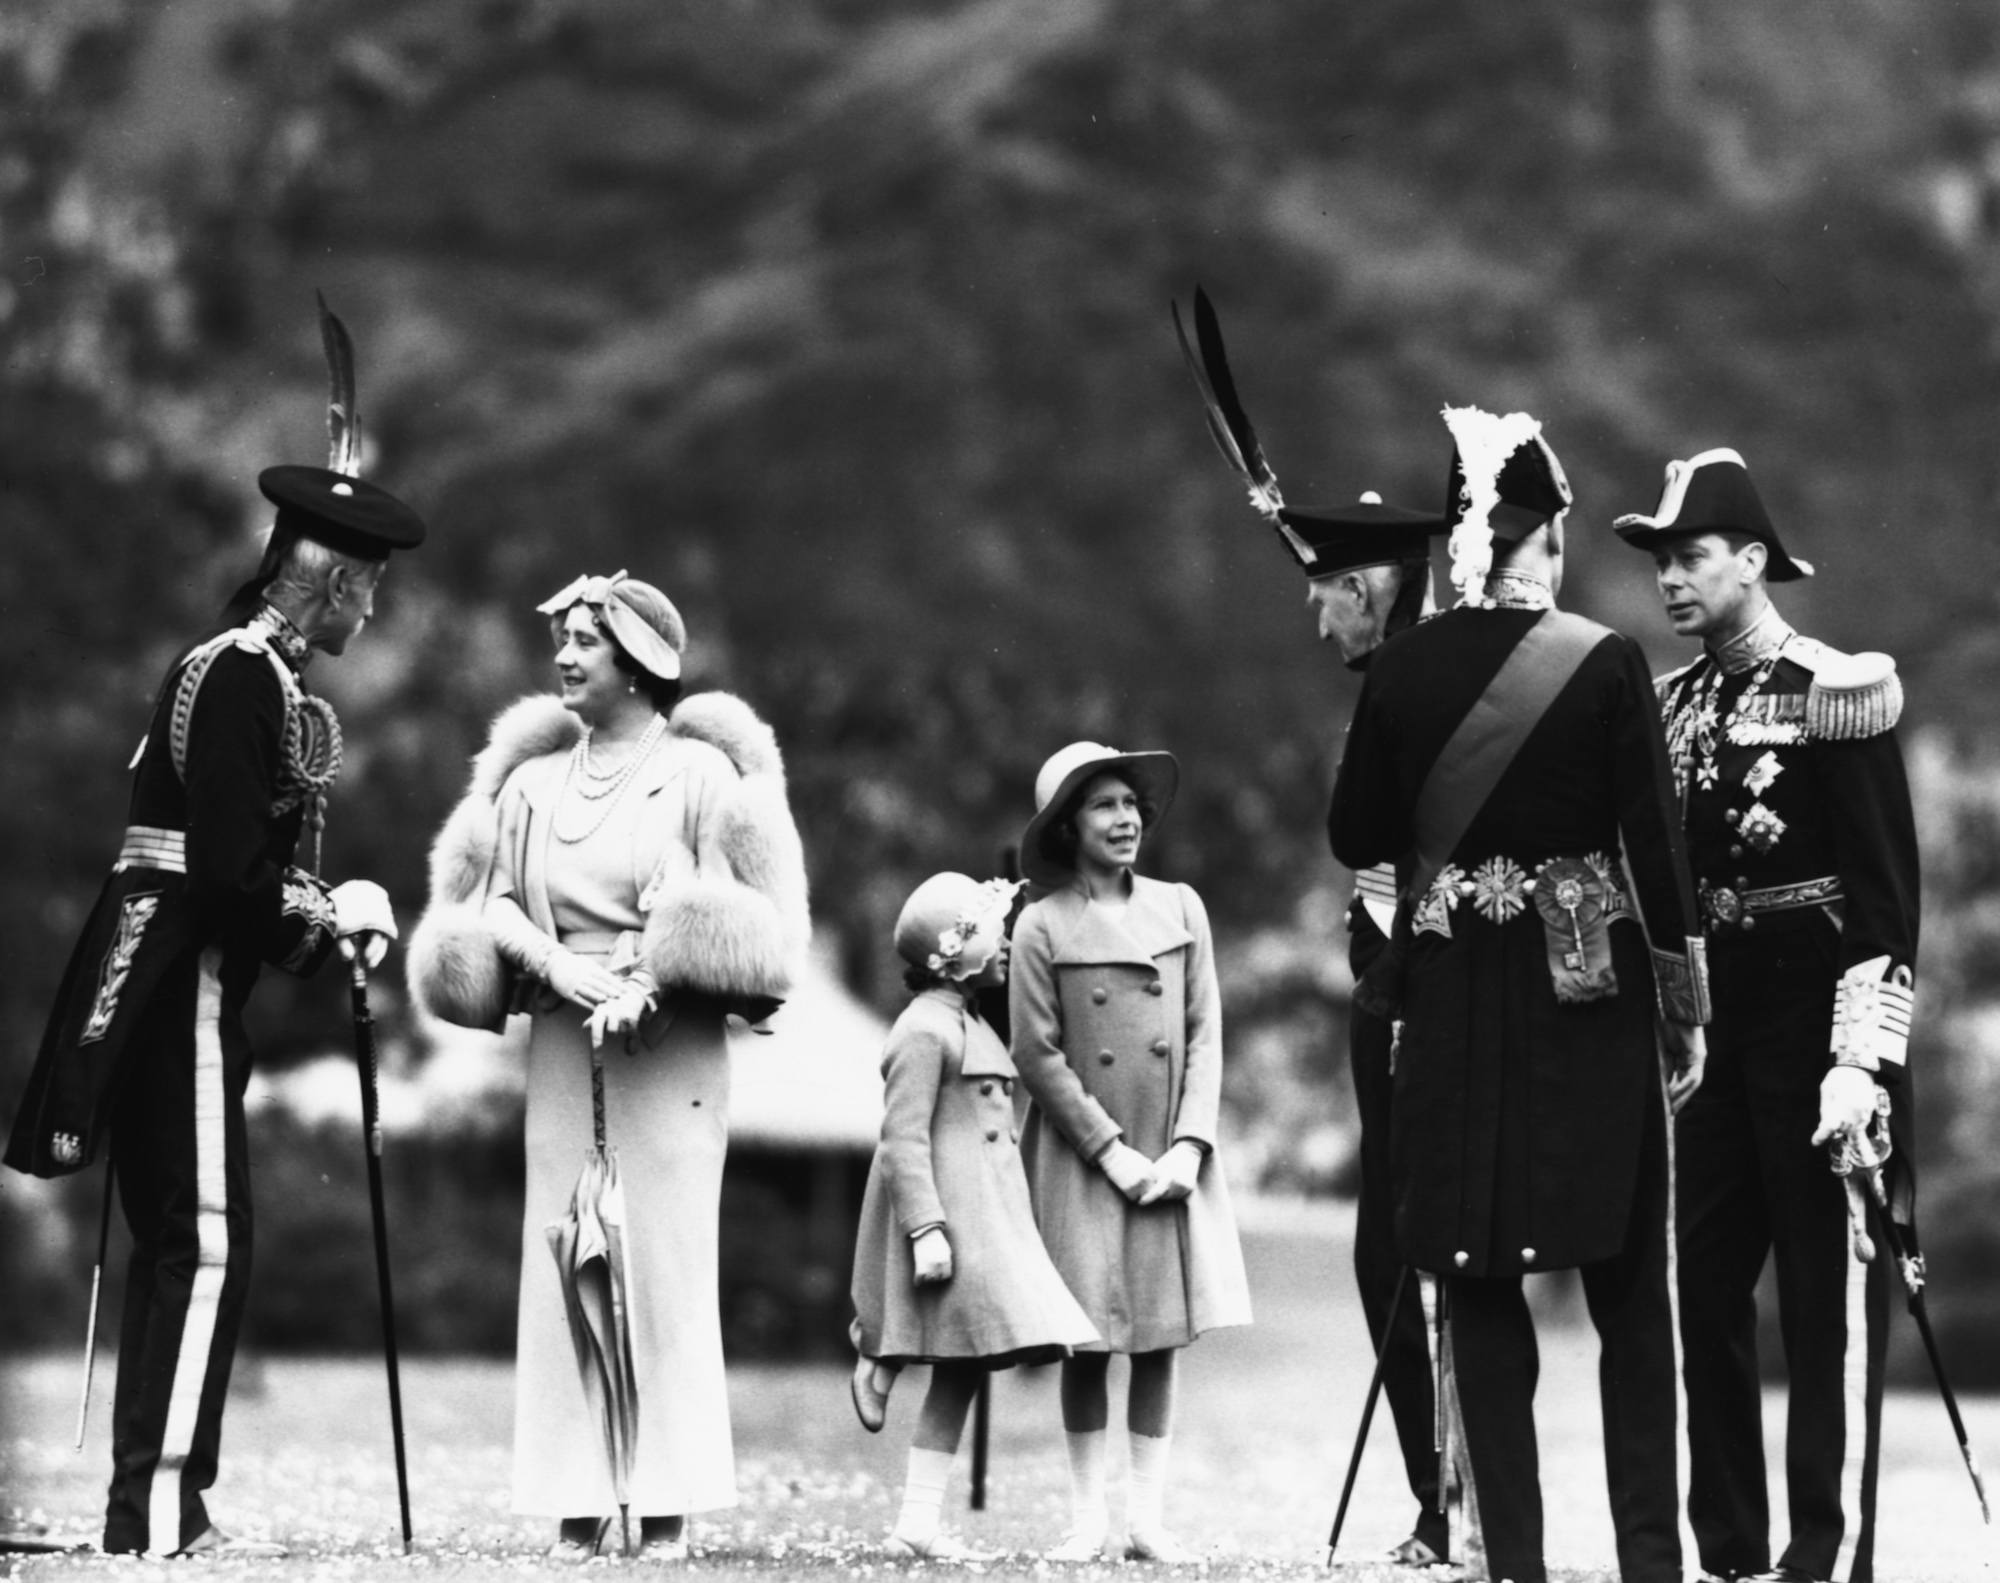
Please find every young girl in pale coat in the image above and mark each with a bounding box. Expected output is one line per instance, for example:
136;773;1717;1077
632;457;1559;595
849;872;1099;1558
1009;743;1252;1563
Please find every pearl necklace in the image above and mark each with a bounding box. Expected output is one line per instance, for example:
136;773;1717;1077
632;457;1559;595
554;715;666;844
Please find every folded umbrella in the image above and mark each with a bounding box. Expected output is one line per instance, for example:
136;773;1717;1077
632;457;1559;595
547;1044;641;1557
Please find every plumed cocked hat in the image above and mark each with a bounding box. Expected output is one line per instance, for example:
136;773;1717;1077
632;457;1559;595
1611;448;1813;581
537;570;686;682
1440;406;1573;607
1019;742;1179;888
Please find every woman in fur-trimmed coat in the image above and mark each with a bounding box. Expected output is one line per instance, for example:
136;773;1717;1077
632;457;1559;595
407;573;809;1559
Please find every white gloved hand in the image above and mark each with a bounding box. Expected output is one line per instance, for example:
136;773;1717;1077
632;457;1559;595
586;985;656;1050
329;879;397;968
545;949;626;1011
1810;1064;1880;1148
1137;1140;1206;1206
1096;1140;1156;1204
1660;1019;1707;1116
911;1226;954;1285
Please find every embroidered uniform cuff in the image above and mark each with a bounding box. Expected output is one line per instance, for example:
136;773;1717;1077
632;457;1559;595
277;870;338;975
1652;936;1711;1025
1831;955;1913;1072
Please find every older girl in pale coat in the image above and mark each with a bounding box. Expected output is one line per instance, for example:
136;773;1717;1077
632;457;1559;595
1009;743;1252;1564
850;872;1098;1558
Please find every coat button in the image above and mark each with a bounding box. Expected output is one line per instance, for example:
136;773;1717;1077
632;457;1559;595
1453;1251;1469;1269
1146;981;1164;997
1724;808;1741;826
1728;843;1745;860
1098;1050;1115;1066
1092;986;1108;1005
1151;1039;1170;1057
1521;1247;1536;1266
980;1081;994;1096
1010;1129;1020;1144
1741;915;1758;931
985;1128;999;1142
1001;1078;1013;1095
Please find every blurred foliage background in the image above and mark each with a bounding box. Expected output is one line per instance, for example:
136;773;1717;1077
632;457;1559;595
6;0;2000;1377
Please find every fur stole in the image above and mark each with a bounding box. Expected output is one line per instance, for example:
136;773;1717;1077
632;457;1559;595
406;691;811;1030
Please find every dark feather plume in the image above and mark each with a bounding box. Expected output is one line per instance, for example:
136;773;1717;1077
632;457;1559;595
316;289;361;476
1172;287;1283;522
1173;287;1323;566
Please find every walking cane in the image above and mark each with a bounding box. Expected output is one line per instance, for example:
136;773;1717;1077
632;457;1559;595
350;952;415;1552
1326;1263;1411;1565
75;1159;116;1450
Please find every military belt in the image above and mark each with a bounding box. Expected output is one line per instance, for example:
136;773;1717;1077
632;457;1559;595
1698;874;1842;934
114;825;186;874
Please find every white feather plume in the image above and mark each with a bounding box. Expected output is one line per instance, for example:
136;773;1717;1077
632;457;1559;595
1441;405;1544;609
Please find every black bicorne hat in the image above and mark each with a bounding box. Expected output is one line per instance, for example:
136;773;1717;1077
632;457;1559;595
1277;495;1445;577
1611;448;1813;581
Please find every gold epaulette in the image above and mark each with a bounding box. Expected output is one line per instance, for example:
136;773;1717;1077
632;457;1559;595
1787;637;1904;740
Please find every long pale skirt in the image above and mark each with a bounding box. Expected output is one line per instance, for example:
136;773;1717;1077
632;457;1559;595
513;998;736;1517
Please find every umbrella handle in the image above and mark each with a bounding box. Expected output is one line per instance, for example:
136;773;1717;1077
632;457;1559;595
591;1044;607;1149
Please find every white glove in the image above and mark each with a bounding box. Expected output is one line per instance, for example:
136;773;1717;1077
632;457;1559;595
1810;1064;1880;1148
1096;1140;1155;1204
545;949;626;1011
1137;1140;1205;1206
329;879;396;968
586;985;656;1050
911;1226;954;1285
1660;1019;1707;1116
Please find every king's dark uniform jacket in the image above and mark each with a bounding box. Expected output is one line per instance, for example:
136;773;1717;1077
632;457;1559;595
1329;604;1706;1277
3;604;341;1557
1658;629;1919;1148
1660;617;1919;1583
6;609;339;1178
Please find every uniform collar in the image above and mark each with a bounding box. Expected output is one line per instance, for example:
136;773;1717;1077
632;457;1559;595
251;602;312;671
1485;570;1554;611
1707;602;1793;675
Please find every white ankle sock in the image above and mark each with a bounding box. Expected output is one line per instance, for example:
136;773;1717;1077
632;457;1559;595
893;1446;956;1543
1065;1428;1109;1537
1127;1431;1171;1537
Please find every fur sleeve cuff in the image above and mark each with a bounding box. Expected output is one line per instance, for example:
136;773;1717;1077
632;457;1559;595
406;901;510;1032
642;877;796;999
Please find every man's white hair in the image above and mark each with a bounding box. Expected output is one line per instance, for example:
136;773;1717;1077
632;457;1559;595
263;532;381;602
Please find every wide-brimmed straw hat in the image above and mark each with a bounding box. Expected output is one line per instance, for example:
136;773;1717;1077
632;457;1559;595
894;874;1024;982
537;570;686;681
1019;742;1179;888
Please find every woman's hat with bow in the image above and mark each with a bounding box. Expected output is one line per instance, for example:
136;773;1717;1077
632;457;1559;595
537;570;687;681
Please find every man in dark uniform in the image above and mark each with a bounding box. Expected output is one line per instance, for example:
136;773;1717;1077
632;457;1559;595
1167;291;1465;1565
5;463;426;1557
1296;493;1462;1567
1329;407;1709;1583
1614;449;1919;1583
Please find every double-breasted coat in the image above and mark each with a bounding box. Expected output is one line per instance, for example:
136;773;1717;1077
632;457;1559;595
1008;876;1251;1353
850;988;1098;1366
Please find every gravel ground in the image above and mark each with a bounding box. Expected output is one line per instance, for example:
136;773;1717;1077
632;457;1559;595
4;1204;1996;1581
